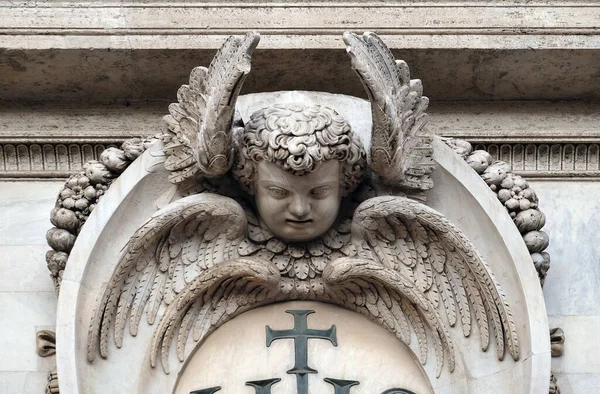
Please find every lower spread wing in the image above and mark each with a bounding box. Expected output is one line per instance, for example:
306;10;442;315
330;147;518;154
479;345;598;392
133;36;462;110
323;257;454;378
151;257;280;373
324;195;519;377
87;192;248;362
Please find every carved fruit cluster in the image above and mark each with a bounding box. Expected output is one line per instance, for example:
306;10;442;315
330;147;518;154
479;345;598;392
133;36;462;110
45;137;156;292
549;373;561;394
46;369;58;394
445;139;551;286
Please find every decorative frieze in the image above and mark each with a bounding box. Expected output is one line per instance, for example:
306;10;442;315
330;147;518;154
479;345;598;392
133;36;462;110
2;139;598;180
472;142;600;180
0;140;123;179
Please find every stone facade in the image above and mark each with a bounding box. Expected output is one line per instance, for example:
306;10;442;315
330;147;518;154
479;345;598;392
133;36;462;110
1;1;599;393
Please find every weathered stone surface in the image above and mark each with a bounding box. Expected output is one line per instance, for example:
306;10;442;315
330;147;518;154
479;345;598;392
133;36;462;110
2;2;600;51
4;48;600;102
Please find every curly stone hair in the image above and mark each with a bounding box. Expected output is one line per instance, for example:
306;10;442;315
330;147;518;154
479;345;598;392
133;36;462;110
233;103;366;195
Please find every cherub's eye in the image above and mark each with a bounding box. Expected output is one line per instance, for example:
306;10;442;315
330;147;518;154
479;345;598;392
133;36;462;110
311;186;331;198
268;187;289;198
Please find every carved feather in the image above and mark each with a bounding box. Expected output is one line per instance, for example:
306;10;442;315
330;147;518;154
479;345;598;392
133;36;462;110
177;299;201;361
389;297;411;345
87;193;248;364
162;32;260;184
400;298;428;365
435;272;457;327
343;31;435;190
130;263;158;336
340;195;520;376
323;257;454;376
446;263;471;336
150;259;280;373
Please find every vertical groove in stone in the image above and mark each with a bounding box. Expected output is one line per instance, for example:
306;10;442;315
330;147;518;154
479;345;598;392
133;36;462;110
82;144;95;164
30;144;44;171
0;145;5;171
562;144;575;170
500;144;512;166
537;144;550;170
17;144;30;171
56;144;69;171
550;144;562;171
487;144;499;161
512;144;524;171
588;144;599;170
525;144;536;171
69;144;82;171
43;144;57;171
95;144;106;160
575;144;588;171
4;145;17;171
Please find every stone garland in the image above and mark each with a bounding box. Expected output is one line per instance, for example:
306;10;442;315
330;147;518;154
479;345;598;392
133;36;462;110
44;137;158;292
444;138;551;286
40;136;157;394
444;138;562;394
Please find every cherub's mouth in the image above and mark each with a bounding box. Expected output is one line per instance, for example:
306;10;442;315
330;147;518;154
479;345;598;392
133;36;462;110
286;219;313;226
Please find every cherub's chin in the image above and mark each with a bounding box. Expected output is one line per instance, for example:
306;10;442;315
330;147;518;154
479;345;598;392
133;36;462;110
276;225;325;243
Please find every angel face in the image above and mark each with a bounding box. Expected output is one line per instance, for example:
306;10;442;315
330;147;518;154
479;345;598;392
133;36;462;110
255;160;341;242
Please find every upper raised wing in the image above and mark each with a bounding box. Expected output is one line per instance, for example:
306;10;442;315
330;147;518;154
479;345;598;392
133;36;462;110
343;32;434;190
87;193;248;362
324;196;519;376
163;32;260;184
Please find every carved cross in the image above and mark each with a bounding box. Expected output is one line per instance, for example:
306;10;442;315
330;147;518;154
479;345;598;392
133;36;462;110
266;309;337;394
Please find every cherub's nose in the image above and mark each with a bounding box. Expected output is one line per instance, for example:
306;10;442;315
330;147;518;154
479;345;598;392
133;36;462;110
289;195;311;218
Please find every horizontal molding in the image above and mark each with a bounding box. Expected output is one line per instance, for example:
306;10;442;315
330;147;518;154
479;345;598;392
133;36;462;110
472;142;600;180
4;101;600;141
0;139;124;180
4;34;600;51
428;101;600;140
1;139;599;181
1;3;600;49
1;101;599;180
0;103;166;140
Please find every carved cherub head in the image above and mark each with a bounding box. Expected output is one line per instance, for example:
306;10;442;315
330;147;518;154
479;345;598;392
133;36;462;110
233;104;366;242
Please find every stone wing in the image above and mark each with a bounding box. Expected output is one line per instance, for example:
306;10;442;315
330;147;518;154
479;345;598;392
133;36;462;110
150;257;280;373
324;196;519;376
163;32;260;183
343;32;434;190
87;193;249;363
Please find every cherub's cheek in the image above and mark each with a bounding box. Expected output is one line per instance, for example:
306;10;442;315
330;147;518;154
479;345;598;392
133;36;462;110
270;200;287;215
322;198;339;214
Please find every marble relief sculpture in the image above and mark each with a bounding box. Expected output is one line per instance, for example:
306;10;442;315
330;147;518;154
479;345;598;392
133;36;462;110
87;31;520;378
